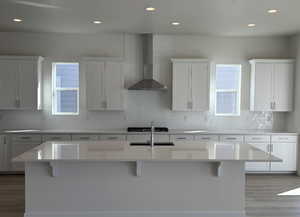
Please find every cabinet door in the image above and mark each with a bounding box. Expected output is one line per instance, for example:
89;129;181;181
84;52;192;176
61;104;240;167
19;61;38;109
86;61;106;110
127;135;149;143
105;62;124;110
252;63;273;111
245;143;270;172
170;135;194;141
172;62;191;111
0;136;9;171
191;62;209;111
273;63;294;111
0;60;18;109
271;143;297;172
11;143;40;171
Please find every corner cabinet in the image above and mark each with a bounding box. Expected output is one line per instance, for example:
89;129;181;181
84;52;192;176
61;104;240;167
83;57;125;111
250;59;294;112
0;56;43;110
171;59;210;111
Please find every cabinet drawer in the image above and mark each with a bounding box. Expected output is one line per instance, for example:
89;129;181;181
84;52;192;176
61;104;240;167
11;134;42;143
245;135;270;143
72;134;98;141
42;134;71;142
127;135;149;143
194;135;219;141
100;135;126;141
271;135;297;143
170;135;194;141
220;135;244;142
127;134;169;143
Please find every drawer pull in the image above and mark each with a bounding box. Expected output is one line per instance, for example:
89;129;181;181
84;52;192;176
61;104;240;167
107;137;118;140
251;137;262;140
51;137;61;140
201;137;211;140
176;137;187;140
278;137;288;140
226;137;237;140
20;136;31;140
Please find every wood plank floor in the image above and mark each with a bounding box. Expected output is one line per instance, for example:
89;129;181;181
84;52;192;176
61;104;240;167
1;174;300;217
246;174;300;217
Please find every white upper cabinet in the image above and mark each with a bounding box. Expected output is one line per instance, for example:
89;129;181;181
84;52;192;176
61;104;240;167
0;56;43;110
84;58;125;111
171;59;210;111
250;59;294;112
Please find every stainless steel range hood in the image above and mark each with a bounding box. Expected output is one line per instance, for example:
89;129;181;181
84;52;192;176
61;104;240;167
128;34;167;91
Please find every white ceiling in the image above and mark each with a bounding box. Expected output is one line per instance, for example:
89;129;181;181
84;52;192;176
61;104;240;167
0;0;299;36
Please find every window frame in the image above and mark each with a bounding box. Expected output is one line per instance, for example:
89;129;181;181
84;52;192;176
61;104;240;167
214;64;241;117
52;62;80;115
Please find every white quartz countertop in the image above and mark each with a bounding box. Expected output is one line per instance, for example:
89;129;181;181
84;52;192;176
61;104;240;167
13;140;281;162
2;129;298;135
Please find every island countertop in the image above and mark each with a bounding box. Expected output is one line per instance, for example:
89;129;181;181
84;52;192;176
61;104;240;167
13;140;280;162
3;129;298;135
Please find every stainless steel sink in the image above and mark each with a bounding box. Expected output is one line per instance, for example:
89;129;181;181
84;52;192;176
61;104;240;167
130;142;175;146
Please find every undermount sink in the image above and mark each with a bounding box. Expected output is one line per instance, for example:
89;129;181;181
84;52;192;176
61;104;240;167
130;142;175;146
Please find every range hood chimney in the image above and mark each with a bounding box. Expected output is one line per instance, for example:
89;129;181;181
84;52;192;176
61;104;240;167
128;34;167;91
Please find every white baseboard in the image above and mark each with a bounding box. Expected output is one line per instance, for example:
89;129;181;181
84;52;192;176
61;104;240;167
24;210;246;217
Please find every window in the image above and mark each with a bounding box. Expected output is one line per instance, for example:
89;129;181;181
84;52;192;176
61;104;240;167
52;63;79;115
215;64;241;116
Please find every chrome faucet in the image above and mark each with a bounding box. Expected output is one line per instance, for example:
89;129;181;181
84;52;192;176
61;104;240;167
150;121;155;149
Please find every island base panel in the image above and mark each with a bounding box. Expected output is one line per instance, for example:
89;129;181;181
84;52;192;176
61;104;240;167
24;161;246;217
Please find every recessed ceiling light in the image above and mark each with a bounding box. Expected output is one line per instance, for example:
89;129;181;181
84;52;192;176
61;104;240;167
248;23;256;27
93;20;102;24
268;9;279;14
171;21;181;26
13;18;23;22
145;7;156;12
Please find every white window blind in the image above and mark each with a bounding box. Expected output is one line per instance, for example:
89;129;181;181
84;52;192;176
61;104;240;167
52;63;79;115
215;64;241;116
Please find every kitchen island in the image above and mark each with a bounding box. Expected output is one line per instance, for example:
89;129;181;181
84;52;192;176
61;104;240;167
14;140;280;217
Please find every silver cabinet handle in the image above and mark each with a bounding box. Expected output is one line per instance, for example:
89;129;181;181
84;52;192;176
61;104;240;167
107;137;118;140
102;101;107;108
20;136;31;140
226;137;237;140
79;137;90;140
177;137;187;140
251;137;262;140
15;99;20;108
201;137;211;140
270;102;276;110
278;137;288;140
51;137;61;140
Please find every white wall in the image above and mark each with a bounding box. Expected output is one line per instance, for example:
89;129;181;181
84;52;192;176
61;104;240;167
0;32;292;130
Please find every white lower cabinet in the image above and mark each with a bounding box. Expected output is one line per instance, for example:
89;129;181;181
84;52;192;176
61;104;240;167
245;143;270;172
270;142;297;172
245;135;297;173
11;134;42;171
0;136;9;171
